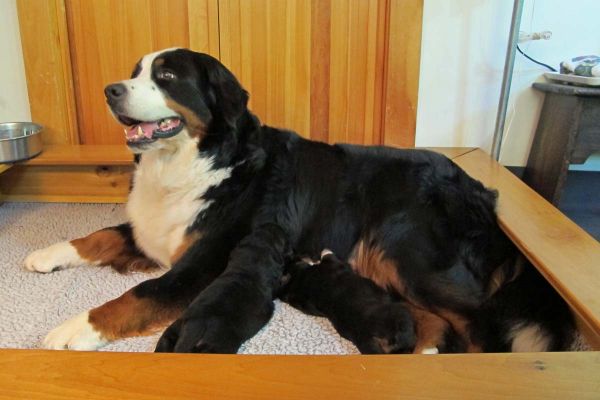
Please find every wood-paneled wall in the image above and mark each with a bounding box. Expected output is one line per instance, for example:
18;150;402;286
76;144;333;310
18;0;422;147
16;0;78;145
65;0;219;144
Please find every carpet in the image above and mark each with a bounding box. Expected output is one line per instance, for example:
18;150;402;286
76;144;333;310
0;202;358;354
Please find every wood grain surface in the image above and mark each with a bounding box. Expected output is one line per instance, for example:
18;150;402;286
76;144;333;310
16;0;79;145
0;349;598;400
25;145;133;166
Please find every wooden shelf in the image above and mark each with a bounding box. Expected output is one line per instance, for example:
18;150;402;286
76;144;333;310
24;144;133;166
0;145;133;203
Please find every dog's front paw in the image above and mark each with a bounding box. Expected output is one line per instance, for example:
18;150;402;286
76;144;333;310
24;241;85;273
155;316;241;354
43;311;107;350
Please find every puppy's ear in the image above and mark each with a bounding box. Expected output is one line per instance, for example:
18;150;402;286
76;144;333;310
205;60;249;127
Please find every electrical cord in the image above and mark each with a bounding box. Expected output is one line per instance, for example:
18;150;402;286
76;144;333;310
516;44;557;72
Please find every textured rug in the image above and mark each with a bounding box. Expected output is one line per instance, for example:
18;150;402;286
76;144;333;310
0;202;358;354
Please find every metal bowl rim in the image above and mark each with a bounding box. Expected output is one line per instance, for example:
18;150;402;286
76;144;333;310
0;122;44;142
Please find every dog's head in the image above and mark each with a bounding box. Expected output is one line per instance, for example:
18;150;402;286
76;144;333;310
105;48;248;152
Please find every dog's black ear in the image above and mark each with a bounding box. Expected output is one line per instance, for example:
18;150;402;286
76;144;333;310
205;59;249;127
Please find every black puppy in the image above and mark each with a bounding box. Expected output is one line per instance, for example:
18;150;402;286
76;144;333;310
279;250;417;354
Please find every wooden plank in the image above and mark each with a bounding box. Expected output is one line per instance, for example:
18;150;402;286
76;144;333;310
0;165;11;174
25;145;133;166
381;0;423;148
0;349;598;400
16;0;79;145
219;0;312;138
0;164;132;203
309;0;331;143
454;149;600;348
187;0;220;56
424;147;475;160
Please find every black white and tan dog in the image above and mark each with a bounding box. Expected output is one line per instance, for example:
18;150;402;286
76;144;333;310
25;48;576;353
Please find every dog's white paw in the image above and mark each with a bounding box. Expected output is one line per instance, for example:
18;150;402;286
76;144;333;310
421;347;439;355
43;311;108;351
24;241;85;273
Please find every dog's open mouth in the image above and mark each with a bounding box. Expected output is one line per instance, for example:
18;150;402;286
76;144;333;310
118;115;184;144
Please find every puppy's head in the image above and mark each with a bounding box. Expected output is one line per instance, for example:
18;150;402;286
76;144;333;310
104;48;248;153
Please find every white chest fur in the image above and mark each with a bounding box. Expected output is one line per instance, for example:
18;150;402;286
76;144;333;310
127;140;231;266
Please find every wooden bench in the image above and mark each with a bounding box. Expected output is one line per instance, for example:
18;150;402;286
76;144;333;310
0;147;598;399
0;144;133;203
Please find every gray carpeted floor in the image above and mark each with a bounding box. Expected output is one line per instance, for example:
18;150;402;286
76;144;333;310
0;202;358;354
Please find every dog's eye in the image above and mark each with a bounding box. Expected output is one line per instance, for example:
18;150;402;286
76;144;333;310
156;70;177;81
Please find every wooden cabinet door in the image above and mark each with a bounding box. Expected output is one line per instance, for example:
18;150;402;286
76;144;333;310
65;0;219;145
219;0;422;146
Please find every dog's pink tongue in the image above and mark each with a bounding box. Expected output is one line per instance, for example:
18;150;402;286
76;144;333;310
126;122;158;140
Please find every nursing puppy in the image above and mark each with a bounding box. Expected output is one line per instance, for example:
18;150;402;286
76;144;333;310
280;251;464;354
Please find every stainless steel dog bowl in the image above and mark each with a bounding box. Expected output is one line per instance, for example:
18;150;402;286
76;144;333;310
0;122;43;163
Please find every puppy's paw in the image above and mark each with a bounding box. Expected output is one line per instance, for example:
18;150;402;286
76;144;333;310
43;311;107;350
24;241;85;273
320;248;334;258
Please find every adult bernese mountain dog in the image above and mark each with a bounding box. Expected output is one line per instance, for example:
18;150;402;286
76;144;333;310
25;48;575;353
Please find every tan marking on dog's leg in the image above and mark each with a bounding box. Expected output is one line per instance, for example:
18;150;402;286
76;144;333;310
89;289;183;342
71;229;160;273
170;231;203;265
43;289;182;350
407;305;450;354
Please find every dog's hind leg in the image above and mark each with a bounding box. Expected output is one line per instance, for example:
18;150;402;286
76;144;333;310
24;223;159;274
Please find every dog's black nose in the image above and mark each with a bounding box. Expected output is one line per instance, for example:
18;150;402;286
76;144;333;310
104;83;127;100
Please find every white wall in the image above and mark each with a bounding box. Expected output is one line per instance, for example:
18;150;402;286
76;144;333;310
416;0;600;167
0;0;31;123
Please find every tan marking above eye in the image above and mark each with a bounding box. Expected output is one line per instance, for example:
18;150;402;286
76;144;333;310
88;289;182;341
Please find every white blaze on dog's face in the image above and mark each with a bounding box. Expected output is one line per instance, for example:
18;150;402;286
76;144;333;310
104;48;248;153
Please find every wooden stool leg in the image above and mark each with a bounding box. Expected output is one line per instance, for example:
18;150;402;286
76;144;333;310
523;93;581;205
